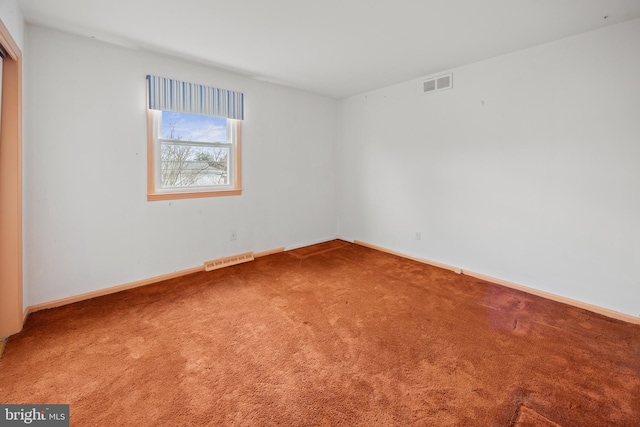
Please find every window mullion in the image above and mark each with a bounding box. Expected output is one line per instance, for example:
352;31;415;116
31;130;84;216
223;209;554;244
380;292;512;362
158;139;228;148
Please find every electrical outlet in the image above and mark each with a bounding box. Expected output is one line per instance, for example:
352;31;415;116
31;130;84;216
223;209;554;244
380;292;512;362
230;231;237;241
415;232;421;241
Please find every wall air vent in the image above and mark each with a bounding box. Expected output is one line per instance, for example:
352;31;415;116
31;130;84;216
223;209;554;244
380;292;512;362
204;252;254;272
423;79;436;93
421;73;453;94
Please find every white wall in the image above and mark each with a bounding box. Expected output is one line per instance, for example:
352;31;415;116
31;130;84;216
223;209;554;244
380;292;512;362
0;0;23;50
24;25;337;306
337;19;640;317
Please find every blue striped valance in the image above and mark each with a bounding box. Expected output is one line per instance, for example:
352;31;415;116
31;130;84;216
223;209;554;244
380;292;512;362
146;75;244;120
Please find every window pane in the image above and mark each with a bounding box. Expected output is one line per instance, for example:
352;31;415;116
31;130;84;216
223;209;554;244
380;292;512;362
161;111;227;143
161;143;229;187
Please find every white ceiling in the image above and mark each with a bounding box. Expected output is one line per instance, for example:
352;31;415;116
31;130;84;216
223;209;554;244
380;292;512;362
17;0;640;99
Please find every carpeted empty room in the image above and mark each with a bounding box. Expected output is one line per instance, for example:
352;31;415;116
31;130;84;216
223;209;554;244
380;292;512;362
1;241;638;426
3;1;640;426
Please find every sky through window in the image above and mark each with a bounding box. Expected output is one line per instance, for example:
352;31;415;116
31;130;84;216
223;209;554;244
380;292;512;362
161;111;227;143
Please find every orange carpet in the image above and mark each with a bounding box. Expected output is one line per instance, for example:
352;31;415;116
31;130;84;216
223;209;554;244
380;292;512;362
1;241;639;425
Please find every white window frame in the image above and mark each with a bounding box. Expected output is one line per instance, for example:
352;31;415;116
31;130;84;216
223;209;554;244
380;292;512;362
147;109;242;201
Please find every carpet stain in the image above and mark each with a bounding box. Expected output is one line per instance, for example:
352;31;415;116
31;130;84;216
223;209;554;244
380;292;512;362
124;336;149;359
513;405;562;427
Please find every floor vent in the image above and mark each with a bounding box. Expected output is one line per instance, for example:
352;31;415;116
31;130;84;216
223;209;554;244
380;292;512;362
204;252;254;272
422;72;453;94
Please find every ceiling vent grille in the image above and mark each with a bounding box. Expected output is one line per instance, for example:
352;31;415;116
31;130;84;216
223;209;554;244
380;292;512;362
422;73;453;94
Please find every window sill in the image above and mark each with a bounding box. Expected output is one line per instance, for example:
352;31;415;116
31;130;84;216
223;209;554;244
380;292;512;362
147;189;242;201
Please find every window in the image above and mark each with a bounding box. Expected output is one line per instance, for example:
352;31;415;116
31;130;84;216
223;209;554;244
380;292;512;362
146;75;244;200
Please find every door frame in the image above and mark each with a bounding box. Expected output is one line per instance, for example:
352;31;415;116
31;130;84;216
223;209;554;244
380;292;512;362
0;17;23;338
